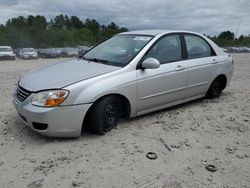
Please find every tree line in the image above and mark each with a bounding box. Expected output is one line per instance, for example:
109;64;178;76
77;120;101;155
0;14;128;48
207;31;250;47
0;15;249;48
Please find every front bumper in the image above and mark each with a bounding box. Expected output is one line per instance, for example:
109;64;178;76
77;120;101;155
13;95;92;137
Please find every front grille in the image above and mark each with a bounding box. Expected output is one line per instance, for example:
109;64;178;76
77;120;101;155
15;85;31;102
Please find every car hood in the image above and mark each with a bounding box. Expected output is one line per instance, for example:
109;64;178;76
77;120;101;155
19;59;121;92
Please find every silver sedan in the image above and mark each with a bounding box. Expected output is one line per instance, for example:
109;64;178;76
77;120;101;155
13;30;233;137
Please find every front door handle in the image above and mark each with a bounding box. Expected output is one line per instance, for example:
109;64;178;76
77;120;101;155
176;65;185;71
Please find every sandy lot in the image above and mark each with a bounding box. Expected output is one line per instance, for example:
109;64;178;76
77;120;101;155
0;54;249;188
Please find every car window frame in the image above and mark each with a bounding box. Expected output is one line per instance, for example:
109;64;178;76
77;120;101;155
180;33;217;60
137;33;186;69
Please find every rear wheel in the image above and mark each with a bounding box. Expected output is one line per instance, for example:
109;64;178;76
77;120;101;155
87;96;121;135
206;79;224;99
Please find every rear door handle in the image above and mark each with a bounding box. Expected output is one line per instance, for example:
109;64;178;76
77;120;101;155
212;59;219;64
176;65;185;71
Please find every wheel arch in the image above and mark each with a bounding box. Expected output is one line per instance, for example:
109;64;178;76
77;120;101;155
213;74;227;90
82;93;131;131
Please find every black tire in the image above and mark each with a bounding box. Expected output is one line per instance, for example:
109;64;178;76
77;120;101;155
206;79;223;99
87;96;122;135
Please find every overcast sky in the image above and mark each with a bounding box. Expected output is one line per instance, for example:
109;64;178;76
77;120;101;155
0;0;249;36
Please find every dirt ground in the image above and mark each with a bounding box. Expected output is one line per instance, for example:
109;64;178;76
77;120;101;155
0;54;249;188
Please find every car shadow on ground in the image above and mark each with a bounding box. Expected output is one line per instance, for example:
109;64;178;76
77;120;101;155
121;91;232;128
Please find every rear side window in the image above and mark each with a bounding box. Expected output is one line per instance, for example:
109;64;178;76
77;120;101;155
184;35;213;59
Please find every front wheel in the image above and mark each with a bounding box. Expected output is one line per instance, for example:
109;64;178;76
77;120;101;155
87;96;121;135
206;79;223;99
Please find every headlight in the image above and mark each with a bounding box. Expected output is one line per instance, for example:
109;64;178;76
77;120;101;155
32;90;69;107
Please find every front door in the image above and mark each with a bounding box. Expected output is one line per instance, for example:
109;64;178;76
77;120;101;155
137;34;187;114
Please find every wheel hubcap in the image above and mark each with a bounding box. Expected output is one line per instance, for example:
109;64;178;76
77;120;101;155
103;103;118;131
211;81;221;96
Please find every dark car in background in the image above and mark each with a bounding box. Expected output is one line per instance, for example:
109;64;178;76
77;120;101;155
60;48;79;57
38;48;61;58
17;48;38;59
0;46;16;60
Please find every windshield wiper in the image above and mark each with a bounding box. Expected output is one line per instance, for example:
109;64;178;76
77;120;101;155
81;56;110;64
80;55;122;66
89;58;109;64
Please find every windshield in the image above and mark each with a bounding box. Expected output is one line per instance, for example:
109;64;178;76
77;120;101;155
83;35;153;67
0;47;12;52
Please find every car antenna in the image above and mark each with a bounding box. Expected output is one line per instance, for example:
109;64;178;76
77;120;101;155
235;16;243;38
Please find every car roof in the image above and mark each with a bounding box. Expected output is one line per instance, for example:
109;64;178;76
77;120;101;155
0;46;12;48
119;29;225;57
119;30;201;36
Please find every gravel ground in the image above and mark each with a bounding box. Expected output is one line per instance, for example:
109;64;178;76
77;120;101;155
0;54;249;188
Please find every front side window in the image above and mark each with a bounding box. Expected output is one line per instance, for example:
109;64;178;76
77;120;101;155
83;35;153;67
184;35;213;59
144;35;182;64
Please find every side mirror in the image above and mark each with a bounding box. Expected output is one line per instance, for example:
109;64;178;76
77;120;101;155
141;58;160;69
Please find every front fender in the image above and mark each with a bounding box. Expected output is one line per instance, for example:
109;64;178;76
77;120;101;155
63;66;138;117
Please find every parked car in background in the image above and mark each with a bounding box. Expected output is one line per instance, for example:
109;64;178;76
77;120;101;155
0;46;15;60
227;47;250;53
220;47;229;53
60;48;79;57
78;46;91;56
38;48;61;58
14;48;21;55
17;48;38;59
13;30;233;137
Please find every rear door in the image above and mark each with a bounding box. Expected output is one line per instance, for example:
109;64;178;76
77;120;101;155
183;34;218;98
